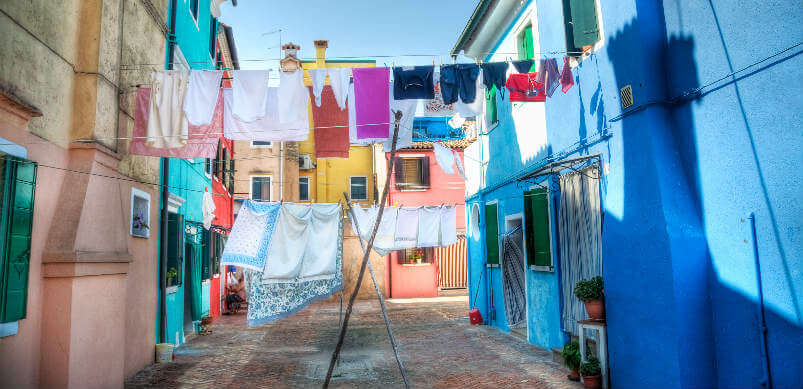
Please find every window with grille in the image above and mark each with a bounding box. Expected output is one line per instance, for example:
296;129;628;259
350;176;368;201
397;248;434;265
251;176;271;201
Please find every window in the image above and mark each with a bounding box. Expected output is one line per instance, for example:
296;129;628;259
524;188;553;269
208;16;217;60
0;155;37;323
397;248;434;265
350;176;368;201
251;141;273;148
562;0;601;56
189;0;199;23
485;203;499;266
517;23;536;70
166;213;184;287
204;158;212;177
251;176;272;201
394;157;430;190
299;177;310;201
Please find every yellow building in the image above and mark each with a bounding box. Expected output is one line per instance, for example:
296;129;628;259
299;40;376;206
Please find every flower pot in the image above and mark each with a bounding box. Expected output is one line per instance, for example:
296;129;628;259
568;368;580;381
584;299;605;320
582;374;601;389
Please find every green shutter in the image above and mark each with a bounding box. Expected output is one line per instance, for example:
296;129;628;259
569;0;600;48
524;188;552;268
484;203;499;265
0;157;37;323
486;86;498;125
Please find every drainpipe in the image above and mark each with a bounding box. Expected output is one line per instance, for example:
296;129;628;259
159;0;178;344
749;213;773;388
279;142;284;200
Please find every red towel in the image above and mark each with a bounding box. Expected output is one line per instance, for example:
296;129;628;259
309;85;349;158
561;57;575;93
131;87;222;158
505;73;546;102
212;179;233;229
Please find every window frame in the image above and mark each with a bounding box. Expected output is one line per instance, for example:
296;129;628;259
349;176;369;201
525;185;556;272
396;155;430;191
250;141;273;149
561;0;605;67
398;247;435;265
249;175;273;202
298;176;310;202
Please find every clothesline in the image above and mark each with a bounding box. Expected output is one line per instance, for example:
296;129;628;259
117;49;586;68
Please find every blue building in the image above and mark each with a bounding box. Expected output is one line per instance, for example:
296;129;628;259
455;1;802;388
157;0;236;346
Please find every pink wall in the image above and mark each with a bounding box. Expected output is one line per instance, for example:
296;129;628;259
385;149;466;298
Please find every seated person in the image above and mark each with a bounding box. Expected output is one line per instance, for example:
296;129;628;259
224;266;246;313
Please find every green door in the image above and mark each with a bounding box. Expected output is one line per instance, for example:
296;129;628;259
485;203;499;265
524;188;553;268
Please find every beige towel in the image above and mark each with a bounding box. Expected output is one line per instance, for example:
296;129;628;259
146;70;189;148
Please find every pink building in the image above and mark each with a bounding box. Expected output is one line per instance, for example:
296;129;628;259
381;137;471;298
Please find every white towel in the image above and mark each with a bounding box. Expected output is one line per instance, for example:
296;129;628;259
440;205;458;246
433;142;456;175
146;70;189;148
383;80;418;152
308;68;327;107
417;206;442;247
232;70;270;122
183;70;222;125
328;68;351;110
223;89;309;141
278;70;309;124
263;203;342;282
395;207;419;249
350;205;398;255
202;190;216;230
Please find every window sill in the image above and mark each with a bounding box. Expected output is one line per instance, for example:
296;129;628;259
486;263;499;268
0;321;18;338
166;285;179;294
401;263;432;267
530;265;554;273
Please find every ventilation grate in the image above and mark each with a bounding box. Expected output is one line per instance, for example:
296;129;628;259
620;84;634;109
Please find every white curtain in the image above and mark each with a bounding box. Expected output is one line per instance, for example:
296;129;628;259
558;166;603;335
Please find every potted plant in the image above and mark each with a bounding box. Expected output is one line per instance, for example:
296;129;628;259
579;357;602;389
574;276;605;320
166;267;178;285
561;340;581;381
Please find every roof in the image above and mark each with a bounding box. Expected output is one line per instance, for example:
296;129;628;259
451;0;494;56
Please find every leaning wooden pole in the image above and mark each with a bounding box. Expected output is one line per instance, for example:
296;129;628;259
343;193;410;387
323;111;405;388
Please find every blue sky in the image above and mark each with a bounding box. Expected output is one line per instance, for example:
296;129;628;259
219;0;480;71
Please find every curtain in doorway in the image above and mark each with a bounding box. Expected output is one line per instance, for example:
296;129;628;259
189;242;204;321
558;166;602;335
501;226;527;328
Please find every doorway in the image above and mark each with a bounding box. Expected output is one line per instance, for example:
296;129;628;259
183;242;194;335
503;215;527;340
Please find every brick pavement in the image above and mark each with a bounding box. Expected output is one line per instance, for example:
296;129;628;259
125;295;582;389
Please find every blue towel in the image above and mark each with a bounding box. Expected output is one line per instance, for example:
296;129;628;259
393;66;435;100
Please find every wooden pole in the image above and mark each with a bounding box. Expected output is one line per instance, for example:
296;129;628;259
323;111;405;388
343;193;410;387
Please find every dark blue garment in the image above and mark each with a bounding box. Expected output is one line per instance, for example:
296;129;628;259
440;64;480;104
481;62;508;95
393;66;434;100
512;60;534;74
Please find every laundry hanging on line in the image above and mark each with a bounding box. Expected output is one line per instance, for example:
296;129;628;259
223;88;309;142
350;204;458;256
146;70;189;148
184;70;223;126
310;85;350;158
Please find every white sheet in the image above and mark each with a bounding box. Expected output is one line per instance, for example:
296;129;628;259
263;203;342;282
417;206;441;247
328;68;351;110
232;70;270;122
350;205;398;255
184;70;222;126
395;207;419;249
278;69;309;124
440;205;458;246
147;70;189;148
223;88;309;141
308;68;327;107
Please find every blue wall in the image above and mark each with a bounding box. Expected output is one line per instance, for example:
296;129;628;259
158;0;217;346
466;0;802;388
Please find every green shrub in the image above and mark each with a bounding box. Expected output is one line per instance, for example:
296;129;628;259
574;276;604;302
561;340;581;370
580;357;601;376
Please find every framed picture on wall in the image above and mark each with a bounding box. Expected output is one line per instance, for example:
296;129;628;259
131;188;151;238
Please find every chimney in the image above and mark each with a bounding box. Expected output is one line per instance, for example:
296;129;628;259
314;40;328;68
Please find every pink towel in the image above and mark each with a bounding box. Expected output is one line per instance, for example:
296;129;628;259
353;67;389;139
131;88;220;158
561;57;575;93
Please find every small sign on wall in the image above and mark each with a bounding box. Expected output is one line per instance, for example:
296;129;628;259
131;187;151;238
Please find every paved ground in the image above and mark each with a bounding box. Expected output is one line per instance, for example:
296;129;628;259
126;293;581;389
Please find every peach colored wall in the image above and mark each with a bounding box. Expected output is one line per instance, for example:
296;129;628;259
325;221;387;301
0;104;158;388
384;149;467;298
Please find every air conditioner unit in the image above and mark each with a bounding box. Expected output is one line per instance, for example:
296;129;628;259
298;154;315;170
